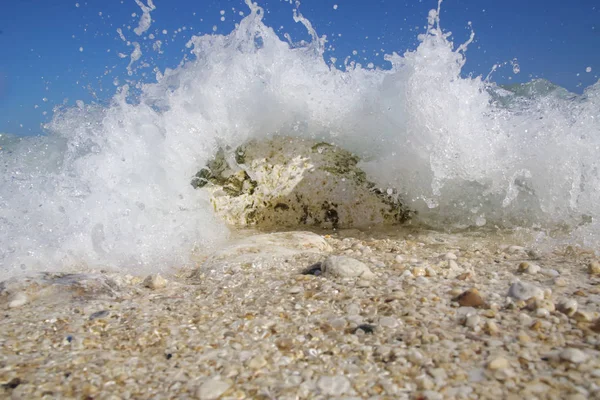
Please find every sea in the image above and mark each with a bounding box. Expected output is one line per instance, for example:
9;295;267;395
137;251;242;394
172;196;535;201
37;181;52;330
1;0;599;279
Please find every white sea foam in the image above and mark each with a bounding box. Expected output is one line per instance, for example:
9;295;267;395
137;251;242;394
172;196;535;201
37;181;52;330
1;0;599;279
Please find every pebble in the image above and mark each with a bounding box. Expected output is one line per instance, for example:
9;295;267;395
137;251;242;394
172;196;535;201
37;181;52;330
247;355;267;369
8;292;29;308
557;299;578;316
559;348;587;364
197;378;231;400
541;268;560;277
508;281;543;301
592;319;600;333
484;320;499;334
573;310;593;322
465;314;481;329
288;286;303;294
535;308;550;318
518;262;540;275
356;279;371;288
487;357;510;370
143;274;168;290
554;277;568;286
379;316;399;328
588;261;600;275
316;376;351;396
444;252;457;260
454;288;486;308
322;256;375;279
394;254;404;263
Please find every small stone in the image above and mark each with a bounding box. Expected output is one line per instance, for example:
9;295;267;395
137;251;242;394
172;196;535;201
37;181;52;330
535;308;550;318
559;348;587;364
588;261;600;275
143;274;168;289
487;357;510;370
517;331;531;343
507;245;526;254
484;320;499;335
465;314;481;328
329;318;347;331
408;349;425;365
457;272;472;281
508;281;543;301
591;319;600;333
247;355;267;369
454;288;485;308
288;286;303;294
534;298;555;312
518;262;540;275
356;279;371;288
444;252;457;260
554;277;568;287
322;256;375;279
379;316;399;329
573;310;593;322
557;299;578;316
197;378;231;400
8;292;28;308
394;255;404;263
316;376;351;396
412;267;426;277
541;268;560;277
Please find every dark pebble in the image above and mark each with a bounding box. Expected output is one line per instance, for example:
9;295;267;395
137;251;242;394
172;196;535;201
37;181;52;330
89;310;110;320
302;262;322;276
166;353;173;360
66;335;73;343
353;324;376;334
2;377;22;389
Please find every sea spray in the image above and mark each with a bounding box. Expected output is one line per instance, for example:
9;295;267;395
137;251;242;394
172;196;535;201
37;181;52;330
1;0;599;279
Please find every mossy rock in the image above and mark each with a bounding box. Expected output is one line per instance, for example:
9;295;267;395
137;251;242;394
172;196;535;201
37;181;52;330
192;136;412;228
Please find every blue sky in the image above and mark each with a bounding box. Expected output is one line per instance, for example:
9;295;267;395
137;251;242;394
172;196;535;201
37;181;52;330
0;0;598;135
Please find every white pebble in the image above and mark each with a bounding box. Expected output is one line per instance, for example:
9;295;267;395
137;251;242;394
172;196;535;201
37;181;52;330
379;316;399;328
197;378;231;400
508;281;543;301
444;252;457;260
559;348;587;364
317;375;351;396
322;256;375;279
288;286;303;294
488;357;510;370
8;292;29;308
536;308;550;318
558;299;578;316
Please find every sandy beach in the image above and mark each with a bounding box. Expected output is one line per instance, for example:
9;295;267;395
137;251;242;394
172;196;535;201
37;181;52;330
1;227;599;399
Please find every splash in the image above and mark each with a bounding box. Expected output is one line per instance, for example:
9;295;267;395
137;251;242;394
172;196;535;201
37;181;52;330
1;1;599;279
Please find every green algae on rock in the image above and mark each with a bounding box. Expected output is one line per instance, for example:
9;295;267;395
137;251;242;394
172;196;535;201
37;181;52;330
191;136;412;228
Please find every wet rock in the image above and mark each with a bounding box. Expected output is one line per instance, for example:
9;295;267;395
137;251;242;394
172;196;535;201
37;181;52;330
322;256;375;279
507;281;543;301
192;136;411;228
89;310;110;320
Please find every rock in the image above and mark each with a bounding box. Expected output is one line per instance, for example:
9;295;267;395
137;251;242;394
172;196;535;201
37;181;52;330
192;136;411;228
487;357;510;370
322;256;375;279
559;348;587;364
197;378;231;400
8;292;28;308
589;261;600;275
143;274;168;289
454;288;486;308
246;355;267;369
592;319;600;333
507;281;543;301
316;375;351;396
557;299;578;316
